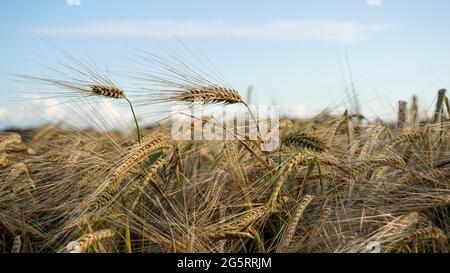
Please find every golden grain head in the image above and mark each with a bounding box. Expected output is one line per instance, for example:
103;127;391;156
0;133;22;151
179;86;244;104
63;229;116;253
283;131;328;152
90;85;125;99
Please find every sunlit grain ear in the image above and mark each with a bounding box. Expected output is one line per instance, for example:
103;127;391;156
0;133;22;151
85;138;172;216
276;195;314;253
61;229;116;253
283;130;328;152
175;86;244;105
90;85;125;99
123;44;262;129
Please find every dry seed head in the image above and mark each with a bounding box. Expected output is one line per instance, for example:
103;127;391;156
388;130;424;148
309;206;332;236
128;158;167;206
0;133;22;151
269;153;308;207
142;159;166;187
64;229;116;253
89;138;172;212
349;156;405;177
127;158;166;194
178;86;244;104
284;131;328;152
205;171;227;201
317;206;332;225
287;205;332;252
227;205;270;230
359;125;386;157
112;138;172;180
90;85;125;99
0;154;10;167
11;235;21;253
328;110;349;137
4;143;27;153
314;154;349;173
386;212;421;236
391;227;445;249
397;212;421;226
208;231;255;241
276;195;314;252
6;163;36;193
279;119;294;131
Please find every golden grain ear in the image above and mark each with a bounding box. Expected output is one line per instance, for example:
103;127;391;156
62;229;116;253
178;86;244;105
90;85;125;99
86;138;172;215
276;195;314;253
284;131;328;152
0;133;22;151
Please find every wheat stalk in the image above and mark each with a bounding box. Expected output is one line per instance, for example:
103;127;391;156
90;85;141;142
129;158;167;211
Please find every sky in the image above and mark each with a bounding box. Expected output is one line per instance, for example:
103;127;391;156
1;0;450;129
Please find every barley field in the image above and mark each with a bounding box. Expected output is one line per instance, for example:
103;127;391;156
1;45;450;254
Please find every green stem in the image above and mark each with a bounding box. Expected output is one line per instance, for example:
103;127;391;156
125;97;141;143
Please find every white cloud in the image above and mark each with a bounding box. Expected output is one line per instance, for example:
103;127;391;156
292;104;312;119
66;0;81;6
0;96;133;131
34;19;391;43
367;0;381;6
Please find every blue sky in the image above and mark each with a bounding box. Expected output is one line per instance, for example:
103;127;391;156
1;0;450;128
